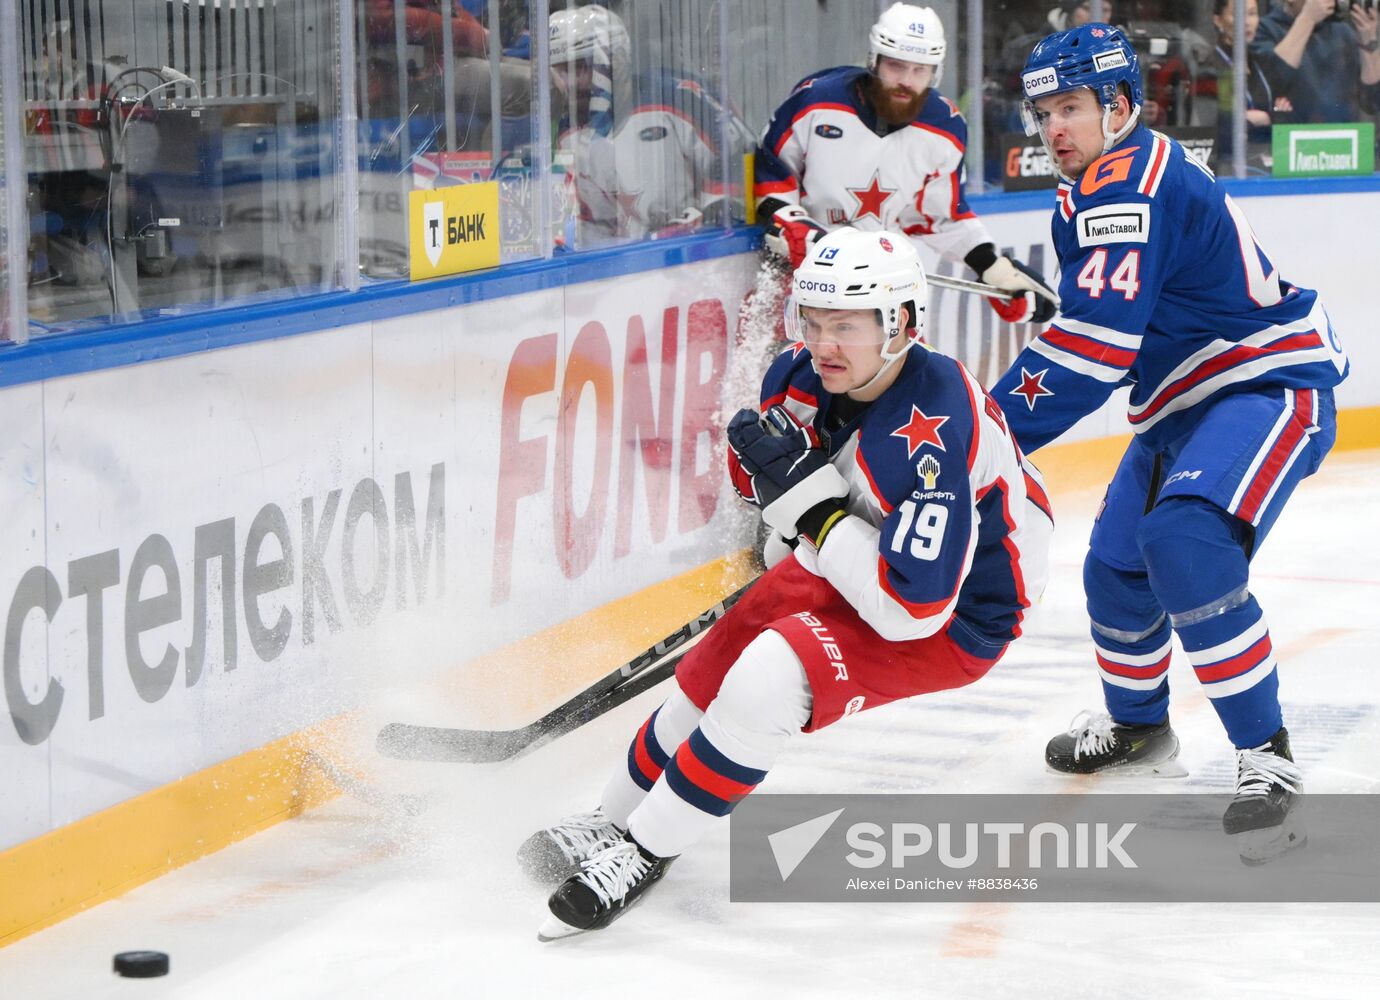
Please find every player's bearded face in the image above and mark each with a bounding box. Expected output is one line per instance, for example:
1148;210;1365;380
799;307;889;393
552;59;594;116
869;58;934;124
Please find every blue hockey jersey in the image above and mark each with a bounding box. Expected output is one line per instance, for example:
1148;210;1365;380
758;342;1052;660
993;125;1349;453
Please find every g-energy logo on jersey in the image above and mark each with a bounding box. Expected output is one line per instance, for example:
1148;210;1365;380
1076;203;1150;247
1022;67;1059;97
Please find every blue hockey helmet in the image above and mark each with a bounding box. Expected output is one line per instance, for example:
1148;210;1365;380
1020;23;1143;111
1020;23;1143;173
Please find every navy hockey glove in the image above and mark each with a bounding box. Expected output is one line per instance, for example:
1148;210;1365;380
727;405;850;546
981;256;1060;325
763;205;828;270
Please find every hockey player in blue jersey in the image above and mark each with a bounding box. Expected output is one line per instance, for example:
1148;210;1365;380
991;23;1349;862
755;3;1060;327
522;229;1053;938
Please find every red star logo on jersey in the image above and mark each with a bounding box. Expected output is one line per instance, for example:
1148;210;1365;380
1009;367;1054;411
891;406;949;458
787;341;807;359
847;172;895;222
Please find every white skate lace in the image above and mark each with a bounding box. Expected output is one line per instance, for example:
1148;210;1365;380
548;809;621;863
1234;745;1304;798
1067;710;1117;761
575;839;652;907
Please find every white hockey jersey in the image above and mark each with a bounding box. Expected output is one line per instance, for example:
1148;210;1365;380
756;65;993;263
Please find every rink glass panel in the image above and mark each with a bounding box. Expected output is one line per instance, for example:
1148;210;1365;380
3;2;1379;340
356;1;547;273
977;0;1380;188
18;0;346;333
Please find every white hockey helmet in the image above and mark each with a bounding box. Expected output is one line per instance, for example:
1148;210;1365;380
786;228;928;369
548;4;631;68
869;4;946;84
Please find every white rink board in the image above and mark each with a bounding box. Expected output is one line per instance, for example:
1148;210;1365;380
0;255;757;851
1;183;1375;851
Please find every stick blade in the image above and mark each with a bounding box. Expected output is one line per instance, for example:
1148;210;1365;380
375;722;534;763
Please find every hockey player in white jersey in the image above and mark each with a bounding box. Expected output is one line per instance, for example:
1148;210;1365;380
549;4;754;245
519;228;1053;938
755;3;1060;326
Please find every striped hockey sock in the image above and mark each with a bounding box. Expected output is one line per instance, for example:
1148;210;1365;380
1177;597;1281;748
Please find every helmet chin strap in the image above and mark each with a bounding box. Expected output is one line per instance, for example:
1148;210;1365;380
1101;102;1141;151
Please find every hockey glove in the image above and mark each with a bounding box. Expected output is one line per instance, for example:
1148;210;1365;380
981;256;1060;325
763;205;828;270
727;405;850;546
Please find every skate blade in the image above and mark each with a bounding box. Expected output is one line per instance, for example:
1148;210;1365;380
537;914;587;942
1235;815;1307;866
1046;758;1189;779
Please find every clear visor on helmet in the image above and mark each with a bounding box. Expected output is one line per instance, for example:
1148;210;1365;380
784;299;889;348
1021;89;1105;139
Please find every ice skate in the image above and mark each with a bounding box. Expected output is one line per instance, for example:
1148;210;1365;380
1045;711;1186;777
538;833;674;941
1223;727;1306;865
517;807;624;883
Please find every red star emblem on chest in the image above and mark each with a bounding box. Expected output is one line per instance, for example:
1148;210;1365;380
847;172;895;222
1009;367;1054;411
891;405;949;458
787;341;807;358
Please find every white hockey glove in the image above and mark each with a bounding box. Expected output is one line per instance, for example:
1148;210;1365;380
763;205;828;270
762;529;796;569
981;256;1060;325
652;206;704;239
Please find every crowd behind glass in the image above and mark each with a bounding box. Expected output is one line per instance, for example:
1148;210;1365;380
0;0;1374;342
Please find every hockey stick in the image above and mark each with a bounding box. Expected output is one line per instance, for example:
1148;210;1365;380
927;272;1016;300
376;578;756;764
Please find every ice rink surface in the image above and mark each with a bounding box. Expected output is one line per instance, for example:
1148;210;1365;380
2;451;1377;999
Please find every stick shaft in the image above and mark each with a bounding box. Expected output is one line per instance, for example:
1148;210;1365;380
376;578;756;763
928;272;1015;300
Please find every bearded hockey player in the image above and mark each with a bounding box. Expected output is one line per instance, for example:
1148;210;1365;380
754;3;1059;326
549;4;754;245
520;228;1053;939
990;23;1349;863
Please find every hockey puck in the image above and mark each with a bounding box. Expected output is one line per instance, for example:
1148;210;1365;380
113;951;169;978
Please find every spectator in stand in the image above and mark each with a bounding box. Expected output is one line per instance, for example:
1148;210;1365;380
1205;0;1293;168
1253;0;1380;123
1046;0;1094;31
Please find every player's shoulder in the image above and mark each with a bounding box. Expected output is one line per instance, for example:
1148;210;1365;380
783;65;866;106
912;89;968;149
1059;129;1201;246
760;343;824;411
